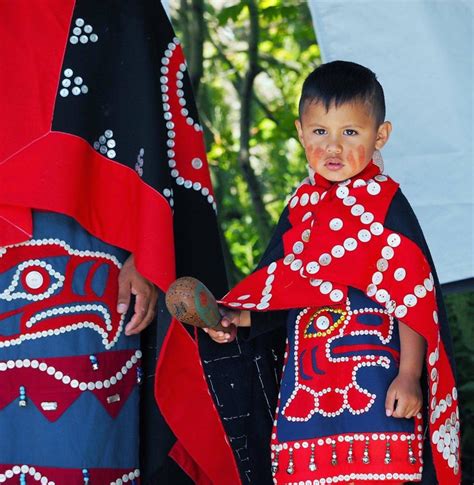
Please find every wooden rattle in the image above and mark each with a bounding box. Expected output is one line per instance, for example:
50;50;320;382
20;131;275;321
165;276;237;341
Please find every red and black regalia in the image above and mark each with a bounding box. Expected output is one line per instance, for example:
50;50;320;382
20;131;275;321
221;161;460;484
0;1;285;484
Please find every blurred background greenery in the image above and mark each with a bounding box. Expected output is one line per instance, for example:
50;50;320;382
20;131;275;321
170;1;473;481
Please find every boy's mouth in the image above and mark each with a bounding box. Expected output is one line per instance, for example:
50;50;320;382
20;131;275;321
324;157;344;170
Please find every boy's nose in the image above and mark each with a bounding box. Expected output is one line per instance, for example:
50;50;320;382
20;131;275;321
326;142;342;154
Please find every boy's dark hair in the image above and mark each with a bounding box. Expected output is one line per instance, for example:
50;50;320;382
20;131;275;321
299;60;386;126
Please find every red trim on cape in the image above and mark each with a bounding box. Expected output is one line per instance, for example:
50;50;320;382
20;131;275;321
156;319;241;485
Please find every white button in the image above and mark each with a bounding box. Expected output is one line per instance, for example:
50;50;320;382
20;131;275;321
370;222;384;235
320;282;333;294
284;254;295;265
429;351;437;366
336;186;349;199
375;175;388;182
310;192;319;204
377;258;389;272
268;262;277;274
366;284;377;296
387;233;401;247
353;178;366;187
256;302;270;310
367;182;381;195
319;253;332;266
351;204;365;216
330;289;344;302
302;211;313;222
343;196;356;206
415;285;427;298
266;275;275;285
386;299;396;313
25;270;44;290
300;193;310;206
343;238;357;251
329;218;343;231
381;246;394;260
372;272;383;285
316;315;330;330
290;196;299;208
433;311;438;324
361;212;374;224
302;229;311;242
306;261;320;274
395;305;407;318
404;294;417;307
424;278;434;291
375;289;389;303
290;259;302;271
338;179;351;186
394;267;406;281
310;278;322;287
358;229;371;242
331;245;345;258
293;241;304;254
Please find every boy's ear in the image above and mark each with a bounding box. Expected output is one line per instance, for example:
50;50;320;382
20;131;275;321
375;121;392;150
295;119;305;147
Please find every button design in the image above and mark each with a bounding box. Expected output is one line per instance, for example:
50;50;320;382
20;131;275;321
343;238;357;251
293;241;304;254
290;259;303;271
358;229;371;242
310;192;320;204
316;315;330;330
336;186;349;199
367;182;381;195
372;272;383;285
329;218;343;231
404;294;417;307
377;258;389;272
351;204;365;216
300;193;310;206
306;261;320;274
330;289;344;302
331;245;345;258
290;196;299;208
375;289;389;303
394;267;406;281
319;253;332;266
361;212;374;224
387;233;401;247
320;281;333;294
381;246;394;260
370;222;384;235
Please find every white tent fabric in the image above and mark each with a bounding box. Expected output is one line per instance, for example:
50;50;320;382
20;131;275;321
307;0;473;284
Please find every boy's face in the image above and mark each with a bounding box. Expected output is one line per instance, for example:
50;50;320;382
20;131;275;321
295;101;392;182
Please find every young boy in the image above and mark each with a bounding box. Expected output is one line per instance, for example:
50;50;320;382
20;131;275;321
207;61;460;484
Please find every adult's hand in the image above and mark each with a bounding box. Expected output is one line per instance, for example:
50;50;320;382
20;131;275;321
117;254;158;335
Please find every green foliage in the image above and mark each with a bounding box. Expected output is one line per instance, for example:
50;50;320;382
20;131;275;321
445;290;474;481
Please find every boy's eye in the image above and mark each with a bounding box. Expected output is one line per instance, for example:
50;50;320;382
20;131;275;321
313;128;326;135
343;129;358;136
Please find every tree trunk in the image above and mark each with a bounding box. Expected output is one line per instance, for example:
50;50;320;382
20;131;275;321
238;0;272;246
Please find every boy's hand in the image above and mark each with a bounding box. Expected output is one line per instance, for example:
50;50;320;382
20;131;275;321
117;254;158;335
385;372;422;419
203;307;250;344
